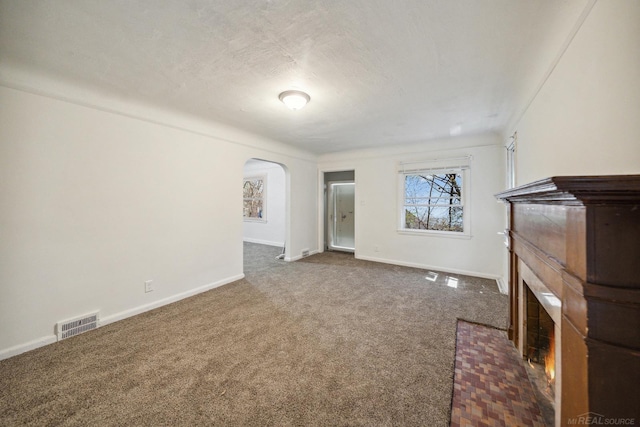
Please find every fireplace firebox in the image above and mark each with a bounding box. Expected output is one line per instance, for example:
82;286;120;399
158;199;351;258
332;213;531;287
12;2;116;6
497;175;640;427
525;284;557;426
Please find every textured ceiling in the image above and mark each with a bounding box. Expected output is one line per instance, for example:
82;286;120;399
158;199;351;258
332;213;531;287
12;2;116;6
0;0;589;153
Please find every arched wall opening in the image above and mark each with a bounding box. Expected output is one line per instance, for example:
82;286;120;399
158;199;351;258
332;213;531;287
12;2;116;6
242;158;290;266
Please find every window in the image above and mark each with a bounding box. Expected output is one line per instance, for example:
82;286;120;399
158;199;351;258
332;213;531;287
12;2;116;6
506;132;517;189
402;172;464;232
398;156;471;236
243;176;266;221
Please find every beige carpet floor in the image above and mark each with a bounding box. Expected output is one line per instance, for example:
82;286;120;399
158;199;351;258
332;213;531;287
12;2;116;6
0;243;508;426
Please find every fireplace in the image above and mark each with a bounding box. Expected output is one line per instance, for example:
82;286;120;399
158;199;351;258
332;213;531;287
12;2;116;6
497;176;640;427
525;286;555;373
524;281;558;426
518;259;562;426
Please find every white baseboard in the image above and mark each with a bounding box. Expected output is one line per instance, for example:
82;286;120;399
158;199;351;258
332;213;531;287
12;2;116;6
356;254;501;282
0;335;57;361
496;277;508;294
243;238;284;247
0;274;244;361
101;274;244;326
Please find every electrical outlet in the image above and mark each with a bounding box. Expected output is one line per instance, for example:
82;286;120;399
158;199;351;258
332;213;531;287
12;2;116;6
144;280;154;293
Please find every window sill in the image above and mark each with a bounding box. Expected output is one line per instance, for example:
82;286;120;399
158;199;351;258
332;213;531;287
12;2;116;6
397;229;471;239
244;218;267;223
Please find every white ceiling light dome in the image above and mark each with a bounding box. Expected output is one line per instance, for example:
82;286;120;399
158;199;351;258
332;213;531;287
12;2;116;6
279;90;310;110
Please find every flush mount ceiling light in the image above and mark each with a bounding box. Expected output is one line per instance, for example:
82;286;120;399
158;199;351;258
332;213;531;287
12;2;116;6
279;90;310;110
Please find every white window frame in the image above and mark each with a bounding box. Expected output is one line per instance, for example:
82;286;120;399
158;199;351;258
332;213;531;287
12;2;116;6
243;175;267;222
397;158;471;238
506;132;517;189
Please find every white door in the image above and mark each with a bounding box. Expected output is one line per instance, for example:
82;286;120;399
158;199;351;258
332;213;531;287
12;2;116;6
328;182;355;252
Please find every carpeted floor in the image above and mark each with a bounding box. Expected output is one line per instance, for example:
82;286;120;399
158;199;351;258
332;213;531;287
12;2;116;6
0;243;508;426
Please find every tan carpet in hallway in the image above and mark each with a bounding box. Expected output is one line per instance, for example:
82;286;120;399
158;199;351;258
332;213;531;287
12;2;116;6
0;243;508;426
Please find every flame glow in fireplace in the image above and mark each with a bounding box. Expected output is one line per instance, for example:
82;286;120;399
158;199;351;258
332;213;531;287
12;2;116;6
545;328;555;383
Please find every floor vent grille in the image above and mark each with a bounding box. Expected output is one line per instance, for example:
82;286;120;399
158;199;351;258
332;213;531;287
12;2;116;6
56;312;99;341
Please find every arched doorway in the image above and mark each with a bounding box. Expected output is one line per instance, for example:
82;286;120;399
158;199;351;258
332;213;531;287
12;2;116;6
242;158;289;270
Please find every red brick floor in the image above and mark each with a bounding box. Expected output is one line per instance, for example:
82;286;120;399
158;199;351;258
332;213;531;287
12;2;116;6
450;320;547;427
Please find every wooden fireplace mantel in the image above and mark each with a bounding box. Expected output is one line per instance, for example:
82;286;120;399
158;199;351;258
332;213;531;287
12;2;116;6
496;175;640;426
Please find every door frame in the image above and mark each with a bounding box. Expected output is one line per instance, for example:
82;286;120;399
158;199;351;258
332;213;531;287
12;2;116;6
327;180;355;252
317;168;357;255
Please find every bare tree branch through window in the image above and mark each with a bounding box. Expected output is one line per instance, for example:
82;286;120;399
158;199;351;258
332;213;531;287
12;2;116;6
403;172;463;232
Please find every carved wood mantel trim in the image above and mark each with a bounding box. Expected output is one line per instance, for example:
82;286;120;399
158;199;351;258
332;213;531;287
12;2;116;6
496;175;640;205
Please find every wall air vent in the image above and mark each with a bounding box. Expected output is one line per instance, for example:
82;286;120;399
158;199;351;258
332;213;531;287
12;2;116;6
56;312;99;341
301;249;310;258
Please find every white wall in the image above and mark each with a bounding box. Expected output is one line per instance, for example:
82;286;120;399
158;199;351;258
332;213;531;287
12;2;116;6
243;160;286;247
0;85;317;358
318;134;506;279
8;1;634;360
507;0;640;184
